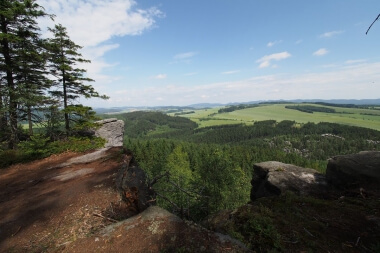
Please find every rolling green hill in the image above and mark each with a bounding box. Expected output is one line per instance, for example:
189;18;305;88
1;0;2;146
175;103;380;130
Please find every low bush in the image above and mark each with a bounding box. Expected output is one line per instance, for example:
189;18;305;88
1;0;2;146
0;136;106;169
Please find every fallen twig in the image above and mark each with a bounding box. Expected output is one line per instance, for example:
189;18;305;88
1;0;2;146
303;227;315;237
282;239;299;244
355;236;360;247
93;212;118;223
12;226;21;237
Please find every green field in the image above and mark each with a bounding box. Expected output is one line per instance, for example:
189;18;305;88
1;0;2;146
175;104;380;130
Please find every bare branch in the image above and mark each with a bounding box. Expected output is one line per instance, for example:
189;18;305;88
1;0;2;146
149;171;170;186
366;13;380;35
167;179;200;199
155;192;180;210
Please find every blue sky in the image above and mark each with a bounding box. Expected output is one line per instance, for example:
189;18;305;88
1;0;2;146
37;0;380;107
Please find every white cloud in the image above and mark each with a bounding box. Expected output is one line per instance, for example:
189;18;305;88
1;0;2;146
256;52;291;68
173;52;198;60
221;70;241;75
313;48;328;56
154;74;167;79
345;59;367;64
37;0;163;98
38;0;163;47
295;39;303;44
319;30;344;38
267;40;282;47
95;62;380;107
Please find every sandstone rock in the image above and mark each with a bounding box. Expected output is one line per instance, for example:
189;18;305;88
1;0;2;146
251;161;327;200
70;206;251;252
116;161;156;213
94;118;124;147
326;151;380;189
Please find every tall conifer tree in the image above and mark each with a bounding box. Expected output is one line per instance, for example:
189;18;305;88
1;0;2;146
46;24;108;133
0;0;49;147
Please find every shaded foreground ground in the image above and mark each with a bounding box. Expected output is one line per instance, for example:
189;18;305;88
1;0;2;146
0;148;125;252
205;192;380;252
1;147;380;252
0;148;247;252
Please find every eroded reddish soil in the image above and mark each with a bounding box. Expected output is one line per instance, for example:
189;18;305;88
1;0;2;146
0;148;127;252
0;148;248;253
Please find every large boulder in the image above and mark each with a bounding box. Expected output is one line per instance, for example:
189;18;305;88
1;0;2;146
65;206;250;252
94;118;124;147
251;161;328;201
326;151;380;189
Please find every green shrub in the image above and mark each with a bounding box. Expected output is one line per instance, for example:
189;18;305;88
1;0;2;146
0;136;106;169
49;136;106;153
18;134;51;158
0;149;23;168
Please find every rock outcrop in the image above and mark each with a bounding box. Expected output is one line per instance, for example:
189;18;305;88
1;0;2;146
116;153;156;213
94;118;124;147
250;161;328;200
65;206;250;252
326;151;380;189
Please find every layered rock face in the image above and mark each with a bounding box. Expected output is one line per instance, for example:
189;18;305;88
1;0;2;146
326;151;380;189
250;161;328;201
116;159;156;213
94;118;124;147
251;151;380;201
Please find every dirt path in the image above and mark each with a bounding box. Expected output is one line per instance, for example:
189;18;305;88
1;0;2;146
0;148;249;253
0;147;125;252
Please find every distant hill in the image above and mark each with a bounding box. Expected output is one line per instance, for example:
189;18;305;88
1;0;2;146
94;99;380;114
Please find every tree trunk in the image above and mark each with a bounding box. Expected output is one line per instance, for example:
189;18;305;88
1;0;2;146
0;90;6;133
27;106;33;135
1;15;17;148
62;69;69;134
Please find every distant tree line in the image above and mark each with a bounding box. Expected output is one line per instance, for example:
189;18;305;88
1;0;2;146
218;104;259;113
285;105;336;114
174;111;195;116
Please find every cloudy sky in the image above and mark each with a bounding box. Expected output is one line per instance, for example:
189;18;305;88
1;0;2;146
37;0;380;107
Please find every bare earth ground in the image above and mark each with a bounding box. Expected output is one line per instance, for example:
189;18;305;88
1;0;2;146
0;147;126;252
2;147;379;252
0;148;248;253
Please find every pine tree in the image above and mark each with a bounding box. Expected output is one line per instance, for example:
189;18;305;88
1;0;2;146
0;0;49;147
13;4;52;135
47;24;108;134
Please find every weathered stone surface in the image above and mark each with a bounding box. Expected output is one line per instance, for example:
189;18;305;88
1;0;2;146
251;161;327;200
116;159;156;213
77;206;251;253
47;147;121;170
94;118;124;147
326;151;380;189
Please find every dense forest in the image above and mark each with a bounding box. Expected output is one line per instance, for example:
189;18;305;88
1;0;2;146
107;111;380;220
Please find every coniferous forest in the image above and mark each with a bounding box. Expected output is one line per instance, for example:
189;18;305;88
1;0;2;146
104;111;380;220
